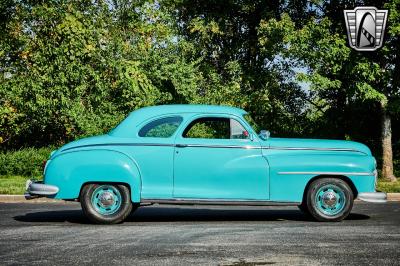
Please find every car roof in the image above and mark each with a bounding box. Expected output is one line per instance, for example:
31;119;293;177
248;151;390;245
110;104;247;137
133;104;246;116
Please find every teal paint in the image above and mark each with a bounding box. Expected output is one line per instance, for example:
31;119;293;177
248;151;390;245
42;104;377;204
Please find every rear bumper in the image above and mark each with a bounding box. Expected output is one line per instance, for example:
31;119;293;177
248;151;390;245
358;192;387;203
24;179;59;200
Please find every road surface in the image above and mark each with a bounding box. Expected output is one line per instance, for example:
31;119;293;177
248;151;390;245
0;202;399;265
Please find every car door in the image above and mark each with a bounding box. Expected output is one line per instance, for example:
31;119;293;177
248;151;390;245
173;114;269;200
132;115;183;199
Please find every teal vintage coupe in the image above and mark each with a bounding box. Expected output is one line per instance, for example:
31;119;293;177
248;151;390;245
25;105;386;224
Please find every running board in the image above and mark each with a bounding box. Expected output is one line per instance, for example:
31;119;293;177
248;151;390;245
141;198;301;206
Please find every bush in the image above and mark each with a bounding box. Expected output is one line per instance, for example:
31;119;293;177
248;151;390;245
0;147;55;177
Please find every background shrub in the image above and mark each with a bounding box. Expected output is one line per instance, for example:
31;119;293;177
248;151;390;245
0;147;55;177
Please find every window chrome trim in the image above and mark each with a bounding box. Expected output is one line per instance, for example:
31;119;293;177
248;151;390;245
277;171;374;176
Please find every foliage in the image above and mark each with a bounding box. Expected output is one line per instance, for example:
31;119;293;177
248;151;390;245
165;0;310;137
0;0;201;147
0;0;398;176
257;1;399;162
377;180;400;193
0;147;54;176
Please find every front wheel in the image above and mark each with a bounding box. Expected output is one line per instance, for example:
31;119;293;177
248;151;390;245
80;183;134;224
305;178;354;222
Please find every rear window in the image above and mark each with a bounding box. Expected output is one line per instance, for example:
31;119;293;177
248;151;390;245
139;116;183;138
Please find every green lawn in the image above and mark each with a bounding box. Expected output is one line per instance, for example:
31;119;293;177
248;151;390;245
377;180;400;193
1;175;400;195
0;176;41;195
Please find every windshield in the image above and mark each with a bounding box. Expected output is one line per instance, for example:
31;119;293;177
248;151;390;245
243;113;260;133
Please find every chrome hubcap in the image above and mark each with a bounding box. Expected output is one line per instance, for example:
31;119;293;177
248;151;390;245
98;191;115;207
322;191;337;207
315;184;346;216
91;185;122;215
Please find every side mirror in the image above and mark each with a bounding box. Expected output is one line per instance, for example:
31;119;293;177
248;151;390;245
259;130;270;140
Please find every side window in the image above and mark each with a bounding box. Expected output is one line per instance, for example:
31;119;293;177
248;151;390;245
230;119;249;139
139;116;183;138
183;117;249;139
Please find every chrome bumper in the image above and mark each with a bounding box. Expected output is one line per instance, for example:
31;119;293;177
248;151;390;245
24;179;59;200
358;192;387;203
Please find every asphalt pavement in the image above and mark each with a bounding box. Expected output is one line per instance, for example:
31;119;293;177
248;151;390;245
0;202;399;265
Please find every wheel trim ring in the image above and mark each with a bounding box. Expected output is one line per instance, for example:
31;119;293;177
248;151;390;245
314;184;346;216
91;185;122;215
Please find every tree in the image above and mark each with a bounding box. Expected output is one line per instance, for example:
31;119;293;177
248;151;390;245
0;0;398;181
381;0;400;181
0;0;202;148
258;0;398;181
164;0;310;136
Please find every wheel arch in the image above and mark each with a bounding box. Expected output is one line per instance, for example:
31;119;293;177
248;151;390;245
302;175;358;204
79;181;133;201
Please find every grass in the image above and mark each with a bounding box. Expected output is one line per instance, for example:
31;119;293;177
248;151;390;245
0;176;41;195
377;180;400;193
1;175;400;195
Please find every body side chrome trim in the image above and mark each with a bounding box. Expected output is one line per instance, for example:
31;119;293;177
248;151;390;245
267;146;365;154
179;144;260;149
62;143;260;152
141;198;300;206
277;171;374;176
62;143;364;153
62;143;175;152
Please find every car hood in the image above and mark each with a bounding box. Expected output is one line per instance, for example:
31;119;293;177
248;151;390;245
263;137;372;155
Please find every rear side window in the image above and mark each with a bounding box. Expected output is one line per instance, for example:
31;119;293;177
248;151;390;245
139;116;183;138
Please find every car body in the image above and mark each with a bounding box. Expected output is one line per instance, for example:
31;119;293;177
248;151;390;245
26;104;386;223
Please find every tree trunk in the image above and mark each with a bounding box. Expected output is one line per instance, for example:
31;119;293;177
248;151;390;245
381;101;397;182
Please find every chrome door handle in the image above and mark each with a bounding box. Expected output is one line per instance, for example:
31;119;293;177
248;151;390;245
175;144;188;148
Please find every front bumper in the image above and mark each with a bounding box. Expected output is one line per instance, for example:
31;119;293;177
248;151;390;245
24;179;59;200
358;192;387;203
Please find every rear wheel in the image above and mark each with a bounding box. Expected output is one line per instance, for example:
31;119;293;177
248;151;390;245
305;178;354;222
80;183;134;224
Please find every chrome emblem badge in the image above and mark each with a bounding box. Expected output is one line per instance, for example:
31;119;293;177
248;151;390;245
344;6;388;51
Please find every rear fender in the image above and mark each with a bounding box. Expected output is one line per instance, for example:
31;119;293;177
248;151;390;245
45;149;141;202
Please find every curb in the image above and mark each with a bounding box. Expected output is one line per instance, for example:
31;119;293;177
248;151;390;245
0;194;399;203
387;193;400;201
0;195;66;203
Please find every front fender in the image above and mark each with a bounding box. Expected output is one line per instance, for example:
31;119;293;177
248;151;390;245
45;149;141;202
263;151;376;202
